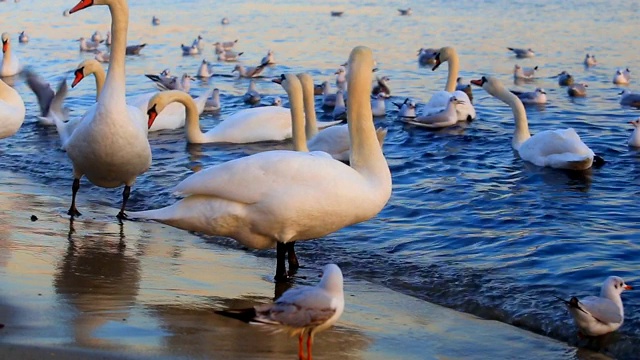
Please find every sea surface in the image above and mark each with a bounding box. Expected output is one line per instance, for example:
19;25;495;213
1;0;639;358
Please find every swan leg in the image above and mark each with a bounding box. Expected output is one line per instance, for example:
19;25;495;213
287;242;300;272
67;178;82;217
275;242;289;282
116;185;131;220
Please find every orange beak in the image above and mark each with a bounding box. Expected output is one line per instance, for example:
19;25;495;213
147;104;158;129
624;285;633;290
70;0;94;14
2;41;7;53
71;69;84;88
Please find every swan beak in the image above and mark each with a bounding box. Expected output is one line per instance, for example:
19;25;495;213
431;54;442;71
272;78;282;84
1;40;7;53
470;79;484;87
625;284;633;290
70;0;94;14
147;104;158;129
71;67;85;88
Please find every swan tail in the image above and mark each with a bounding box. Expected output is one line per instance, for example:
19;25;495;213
546;153;593;170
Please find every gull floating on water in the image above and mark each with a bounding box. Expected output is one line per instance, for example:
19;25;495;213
94;50;110;63
217;49;243;62
126;43;146;55
513;64;538;80
261;49;275;65
456;77;473;103
332;89;346;120
584;54;597;67
404;96;461;129
628;119;640;147
556;71;574;86
510;88;547;105
78;37;102;52
221;17;229;25
213;40;238;53
18;31;28;44
146;73;194;92
181;43;199;56
204;88;221;112
393;98;417;118
232;63;267;78
418;48;437;66
192;35;204;51
331;11;344;17
619;90;640;107
613;68;631;85
91;31;103;43
152;16;159;26
371;76;390;98
243;80;261;105
196;59;214;78
507;47;535;58
371;93;386;117
398;8;412;15
567;83;588;97
215;264;345;360
555;276;632;337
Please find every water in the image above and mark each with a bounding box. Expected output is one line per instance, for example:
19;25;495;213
1;0;639;358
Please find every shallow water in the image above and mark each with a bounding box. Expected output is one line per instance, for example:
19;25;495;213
1;0;639;358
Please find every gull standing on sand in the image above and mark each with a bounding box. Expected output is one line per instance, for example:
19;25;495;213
216;264;344;360
507;47;535;58
1;32;21;76
556;276;632;337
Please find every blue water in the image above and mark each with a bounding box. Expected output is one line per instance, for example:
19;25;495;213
1;0;639;358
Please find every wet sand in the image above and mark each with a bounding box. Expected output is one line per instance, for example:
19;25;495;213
0;170;604;359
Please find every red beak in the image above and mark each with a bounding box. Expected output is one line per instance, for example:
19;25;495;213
470;79;483;87
71;69;84;88
147;110;158;129
70;0;94;14
624;285;633;290
2;41;7;53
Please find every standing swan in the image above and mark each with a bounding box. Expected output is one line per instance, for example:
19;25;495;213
422;47;475;121
0;78;25;138
130;46;392;281
64;0;151;219
471;76;602;170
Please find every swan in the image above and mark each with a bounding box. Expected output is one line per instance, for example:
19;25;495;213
72;59;210;131
0;78;25;138
62;0;152;219
130;46;392;281
1;33;21;77
471;76;601;170
423;47;476;121
296;73;387;162
629;119;640;147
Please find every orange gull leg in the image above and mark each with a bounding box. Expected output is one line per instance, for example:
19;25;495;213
298;333;306;360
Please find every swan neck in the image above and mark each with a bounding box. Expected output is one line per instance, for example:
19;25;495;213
444;51;459;92
93;66;106;99
288;83;308;152
495;87;531;148
168;92;204;143
100;1;128;104
302;81;318;139
347;58;387;171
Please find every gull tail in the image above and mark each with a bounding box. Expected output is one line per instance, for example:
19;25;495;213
554;296;588;314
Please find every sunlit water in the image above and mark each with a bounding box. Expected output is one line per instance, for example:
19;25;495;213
1;0;639;358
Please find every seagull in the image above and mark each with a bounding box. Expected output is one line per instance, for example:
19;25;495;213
192;35;204;51
146;73;194;92
181;43;199;56
619;90;640;107
152;16;160;26
215;264;344;360
213;40;238;53
243;80;261;105
217;50;243;62
557;71;574;86
22;69;69;125
261;49;275;65
567;83;588;97
510;88;547;104
513;64;538;80
90;31;103;43
555;276;632;337
417;48;437;66
507;47;535;58
330;11;344;17
18;31;28;44
393;98;417;118
371;76;390;98
78;37;102;52
584;54;597;67
126;43;146;55
398;8;412;15
221;17;230;25
628;119;640;147
232;63;267;78
204;88;221;112
613;68;631;85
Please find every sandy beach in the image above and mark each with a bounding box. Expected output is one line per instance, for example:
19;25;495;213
0;169;606;359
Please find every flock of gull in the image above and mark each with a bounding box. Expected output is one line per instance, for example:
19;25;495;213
0;1;637;358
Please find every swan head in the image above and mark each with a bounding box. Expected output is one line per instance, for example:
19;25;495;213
1;33;9;53
431;46;455;71
146;91;191;129
271;73;301;94
69;0;96;14
72;59;102;87
470;76;506;96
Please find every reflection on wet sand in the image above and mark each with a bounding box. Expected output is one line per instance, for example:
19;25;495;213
53;220;142;349
147;295;370;360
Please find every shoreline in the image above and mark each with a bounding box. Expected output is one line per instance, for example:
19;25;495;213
0;170;600;359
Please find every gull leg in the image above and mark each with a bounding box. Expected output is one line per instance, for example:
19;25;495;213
298;333;305;360
307;333;313;360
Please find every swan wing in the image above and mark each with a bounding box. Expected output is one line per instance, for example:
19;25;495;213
206;106;291;143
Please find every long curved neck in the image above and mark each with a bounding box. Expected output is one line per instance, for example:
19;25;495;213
287;83;308;152
159;92;203;143
91;66;106;99
347;57;387;173
494;87;531;149
100;0;128;106
300;78;318;139
444;51;459;92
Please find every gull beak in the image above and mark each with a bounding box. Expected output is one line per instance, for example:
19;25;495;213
624;285;633;290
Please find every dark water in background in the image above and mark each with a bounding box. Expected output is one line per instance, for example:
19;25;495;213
1;0;639;358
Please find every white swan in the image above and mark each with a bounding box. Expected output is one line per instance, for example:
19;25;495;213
62;0;152;219
1;33;21;77
0;78;25;138
71;59;211;131
471;76;600;170
295;73;386;162
130;46;392;281
423;47;475;121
